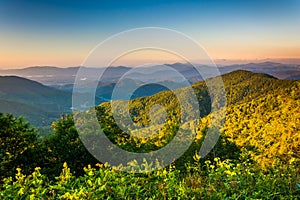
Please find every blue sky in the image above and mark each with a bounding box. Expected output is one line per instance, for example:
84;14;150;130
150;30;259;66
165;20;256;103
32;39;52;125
1;0;300;68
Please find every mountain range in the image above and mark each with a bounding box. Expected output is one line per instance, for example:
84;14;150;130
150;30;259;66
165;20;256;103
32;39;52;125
1;62;299;87
0;62;299;127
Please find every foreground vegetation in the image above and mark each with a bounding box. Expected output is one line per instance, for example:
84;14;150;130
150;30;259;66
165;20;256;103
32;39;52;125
1;70;299;199
1;156;299;199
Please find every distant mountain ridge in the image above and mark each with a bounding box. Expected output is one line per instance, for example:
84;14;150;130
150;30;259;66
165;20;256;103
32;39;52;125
0;76;72;126
1;67;299;127
0;66;131;86
1;62;299;87
218;61;300;80
0;76;70;105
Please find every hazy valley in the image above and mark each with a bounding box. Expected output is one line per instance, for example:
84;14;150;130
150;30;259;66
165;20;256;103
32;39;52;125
1;61;299;127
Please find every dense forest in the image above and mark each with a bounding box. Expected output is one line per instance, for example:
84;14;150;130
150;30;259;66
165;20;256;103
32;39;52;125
0;70;299;199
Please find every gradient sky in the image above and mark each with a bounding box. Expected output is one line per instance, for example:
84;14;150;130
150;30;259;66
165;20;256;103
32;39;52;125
1;0;300;68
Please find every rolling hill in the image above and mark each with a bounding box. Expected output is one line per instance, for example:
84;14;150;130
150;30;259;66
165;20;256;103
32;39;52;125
1;62;299;107
0;76;72;126
96;70;300;167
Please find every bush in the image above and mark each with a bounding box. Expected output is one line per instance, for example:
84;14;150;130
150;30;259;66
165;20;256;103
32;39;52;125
1;158;299;199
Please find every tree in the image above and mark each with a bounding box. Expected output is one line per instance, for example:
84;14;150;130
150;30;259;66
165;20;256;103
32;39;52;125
0;113;39;179
41;114;98;177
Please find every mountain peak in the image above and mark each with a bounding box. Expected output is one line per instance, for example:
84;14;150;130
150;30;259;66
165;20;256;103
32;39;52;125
222;70;277;80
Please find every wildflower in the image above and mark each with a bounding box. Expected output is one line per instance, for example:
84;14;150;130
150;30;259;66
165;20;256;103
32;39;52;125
34;167;41;171
162;169;168;176
18;188;24;196
225;170;236;176
96;163;103;168
205;160;211;165
88;170;94;176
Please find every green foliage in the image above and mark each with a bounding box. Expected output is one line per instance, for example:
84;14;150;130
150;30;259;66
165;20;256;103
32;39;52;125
0;113;39;179
40;115;99;178
1;158;299;199
0;114;98;180
223;81;300;167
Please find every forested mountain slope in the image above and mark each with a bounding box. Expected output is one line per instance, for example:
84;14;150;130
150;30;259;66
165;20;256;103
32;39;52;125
0;76;72;126
97;70;300;167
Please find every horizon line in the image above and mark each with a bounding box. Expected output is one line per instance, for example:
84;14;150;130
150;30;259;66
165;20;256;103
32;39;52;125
1;58;300;70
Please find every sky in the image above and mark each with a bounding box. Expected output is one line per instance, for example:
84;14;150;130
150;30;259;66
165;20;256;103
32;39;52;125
0;0;300;69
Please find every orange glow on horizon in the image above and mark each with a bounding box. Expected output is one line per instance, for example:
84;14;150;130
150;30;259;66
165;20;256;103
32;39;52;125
1;46;300;69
